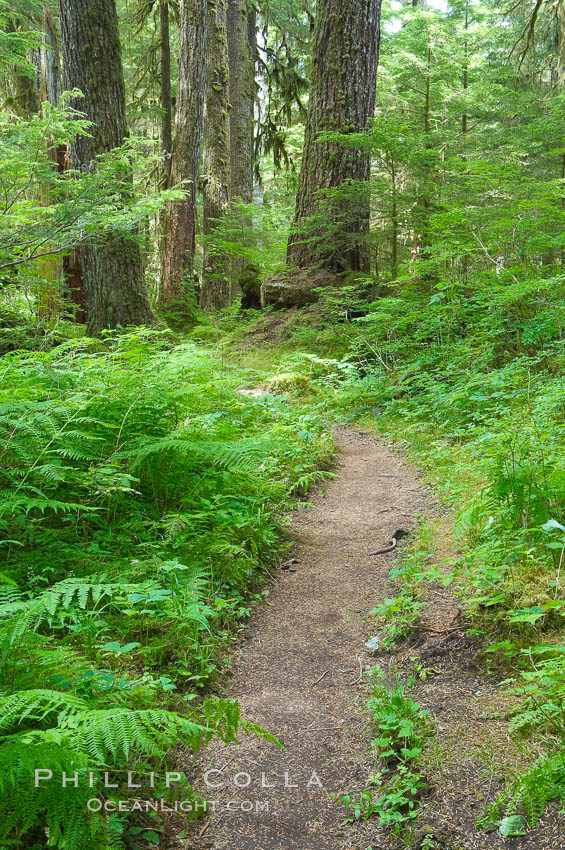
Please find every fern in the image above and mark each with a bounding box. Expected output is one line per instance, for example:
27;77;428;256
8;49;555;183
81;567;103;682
0;332;330;846
0;692;262;846
129;434;273;473
479;749;565;833
0;689;87;731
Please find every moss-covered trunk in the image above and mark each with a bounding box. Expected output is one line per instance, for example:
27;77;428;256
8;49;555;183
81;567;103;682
58;0;154;334
160;0;173;187
200;0;232;311
225;0;256;305
287;0;382;273
159;0;208;307
227;0;255;204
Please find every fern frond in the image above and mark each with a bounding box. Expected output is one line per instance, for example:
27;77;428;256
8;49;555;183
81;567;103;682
0;689;87;732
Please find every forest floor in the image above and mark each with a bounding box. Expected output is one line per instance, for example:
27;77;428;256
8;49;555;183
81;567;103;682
180;424;564;850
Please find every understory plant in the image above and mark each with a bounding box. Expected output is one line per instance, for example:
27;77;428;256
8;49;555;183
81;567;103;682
0;328;330;847
338;666;428;830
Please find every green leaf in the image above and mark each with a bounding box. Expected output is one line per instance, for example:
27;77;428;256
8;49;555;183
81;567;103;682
542;520;565;533
499;815;527;837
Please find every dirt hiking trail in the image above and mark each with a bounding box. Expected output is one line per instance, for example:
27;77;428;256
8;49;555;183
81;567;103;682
186;427;563;850
188;427;435;849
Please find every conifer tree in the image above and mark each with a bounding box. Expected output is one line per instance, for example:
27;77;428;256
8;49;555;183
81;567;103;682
287;0;382;273
58;0;154;333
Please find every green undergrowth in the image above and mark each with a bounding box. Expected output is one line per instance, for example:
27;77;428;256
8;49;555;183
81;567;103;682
0;327;332;847
338;665;429;833
217;270;565;837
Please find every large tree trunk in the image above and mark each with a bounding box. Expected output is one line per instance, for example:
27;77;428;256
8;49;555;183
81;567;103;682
227;0;255;204
225;0;257;306
37;8;65;319
58;0;154;333
200;0;231;311
287;0;381;273
159;0;208;307
5;13;40;117
39;9;62;107
160;1;173;187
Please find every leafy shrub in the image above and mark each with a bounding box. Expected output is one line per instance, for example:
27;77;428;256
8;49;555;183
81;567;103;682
338;667;429;830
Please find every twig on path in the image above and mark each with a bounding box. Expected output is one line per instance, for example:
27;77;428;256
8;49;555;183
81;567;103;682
302;725;345;733
312;669;330;685
425;588;461;605
198;813;223;839
351;657;364;684
419;625;466;634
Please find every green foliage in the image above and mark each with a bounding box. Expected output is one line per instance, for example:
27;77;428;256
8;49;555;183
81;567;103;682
0;99;180;289
369;594;423;649
365;669;429;765
0;328;328;846
339;765;425;828
338;667;428;831
0;691;265;848
478;750;565;835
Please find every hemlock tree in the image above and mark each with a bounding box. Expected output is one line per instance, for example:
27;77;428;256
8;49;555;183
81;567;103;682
287;0;382;273
159;0;207;307
58;0;154;333
159;0;173;187
200;0;232;311
227;0;255;204
224;0;256;305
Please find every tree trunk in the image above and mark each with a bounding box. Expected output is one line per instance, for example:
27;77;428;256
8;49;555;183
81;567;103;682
200;0;232;311
159;0;208;307
39;9;62;107
227;0;255;204
160;1;173;187
5;13;40;117
390;156;398;280
37;8;65;319
58;0;154;334
287;0;381;273
225;0;256;304
461;1;468;146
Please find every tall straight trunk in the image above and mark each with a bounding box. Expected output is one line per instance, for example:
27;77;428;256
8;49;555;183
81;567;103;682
39;9;61;107
225;0;256;304
58;0;153;333
38;8;64;318
390;156;398;280
227;0;255;203
287;0;381;273
461;2;468;141
411;35;434;269
6;14;39;116
160;1;173;187
159;0;208;306
200;0;231;311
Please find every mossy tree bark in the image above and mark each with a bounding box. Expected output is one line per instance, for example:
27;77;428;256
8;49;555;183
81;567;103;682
227;0;255;204
37;8;65;319
159;0;207;307
200;0;232;311
58;0;154;334
287;0;382;273
160;0;173;187
226;0;256;304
